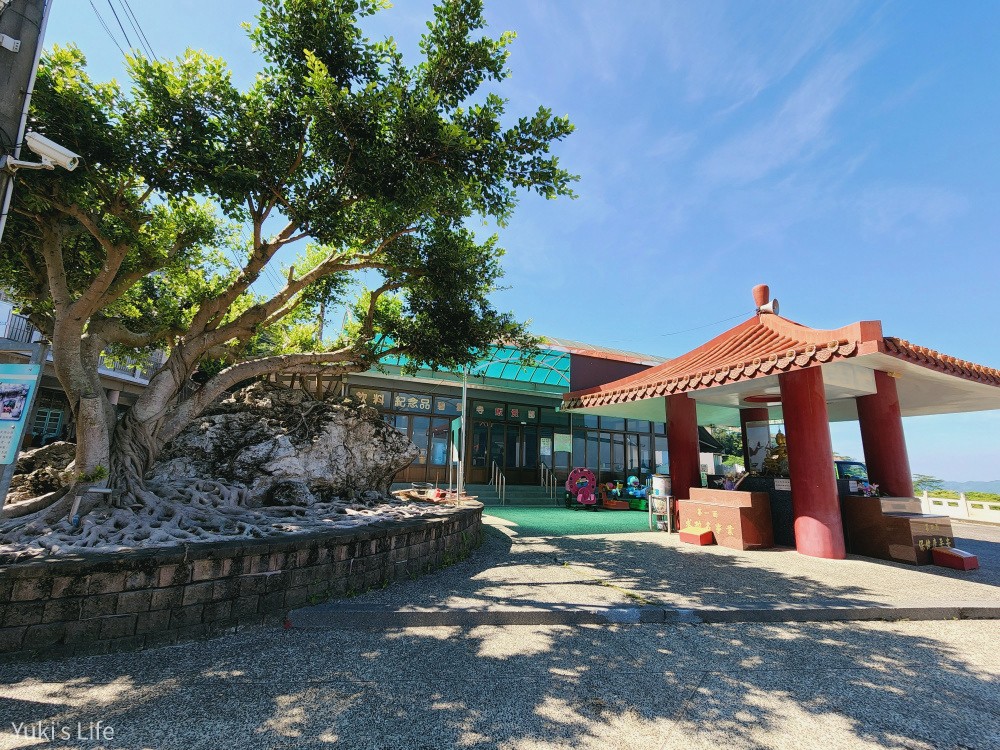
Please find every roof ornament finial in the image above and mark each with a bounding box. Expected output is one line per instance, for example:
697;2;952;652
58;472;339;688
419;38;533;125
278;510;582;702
753;284;779;316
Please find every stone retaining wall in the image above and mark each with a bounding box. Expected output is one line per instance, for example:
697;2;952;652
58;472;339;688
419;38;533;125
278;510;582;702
0;502;482;661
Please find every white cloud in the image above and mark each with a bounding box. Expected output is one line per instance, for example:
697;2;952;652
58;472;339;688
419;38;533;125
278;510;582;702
857;184;968;239
697;46;872;186
646;130;697;161
654;1;862;106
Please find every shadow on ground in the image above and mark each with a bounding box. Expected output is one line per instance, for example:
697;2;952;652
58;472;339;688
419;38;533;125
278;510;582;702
0;615;996;748
1;519;998;749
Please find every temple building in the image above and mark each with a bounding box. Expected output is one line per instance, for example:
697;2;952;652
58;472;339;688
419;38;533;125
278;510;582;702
560;285;1000;559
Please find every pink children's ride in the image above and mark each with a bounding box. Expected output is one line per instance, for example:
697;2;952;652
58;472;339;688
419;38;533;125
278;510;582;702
566;467;597;509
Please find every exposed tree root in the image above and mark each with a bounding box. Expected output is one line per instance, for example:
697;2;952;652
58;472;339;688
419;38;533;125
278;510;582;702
0;477;443;563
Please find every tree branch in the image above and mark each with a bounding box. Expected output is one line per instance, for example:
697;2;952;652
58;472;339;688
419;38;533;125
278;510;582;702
159;347;362;443
196;225;420;355
88;317;179;349
188;218;302;335
38;224;72;313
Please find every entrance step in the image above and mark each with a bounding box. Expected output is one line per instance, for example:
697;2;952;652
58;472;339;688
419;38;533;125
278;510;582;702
465;484;561;507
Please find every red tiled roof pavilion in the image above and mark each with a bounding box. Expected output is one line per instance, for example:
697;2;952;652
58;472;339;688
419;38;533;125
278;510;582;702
562;291;1000;425
561;285;1000;561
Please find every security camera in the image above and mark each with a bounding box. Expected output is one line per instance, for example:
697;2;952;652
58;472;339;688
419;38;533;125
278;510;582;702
24;131;80;171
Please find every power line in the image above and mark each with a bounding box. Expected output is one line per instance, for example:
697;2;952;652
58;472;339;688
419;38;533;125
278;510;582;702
88;0;125;58
658;310;755;337
103;0;134;50
118;0;157;60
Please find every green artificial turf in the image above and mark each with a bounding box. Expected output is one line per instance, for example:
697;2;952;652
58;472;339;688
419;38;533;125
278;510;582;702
482;506;653;536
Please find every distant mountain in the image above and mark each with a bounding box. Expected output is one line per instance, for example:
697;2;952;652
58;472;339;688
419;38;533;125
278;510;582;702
942;480;1000;494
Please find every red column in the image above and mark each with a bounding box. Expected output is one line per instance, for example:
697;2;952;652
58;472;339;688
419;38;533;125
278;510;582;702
667;393;700;501
778;367;846;559
739;407;770;471
856;370;913;498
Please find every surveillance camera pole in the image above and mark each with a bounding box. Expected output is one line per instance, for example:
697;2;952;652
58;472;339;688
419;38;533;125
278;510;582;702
0;0;54;245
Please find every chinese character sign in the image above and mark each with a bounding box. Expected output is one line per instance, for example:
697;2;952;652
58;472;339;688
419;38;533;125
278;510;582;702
393;393;433;413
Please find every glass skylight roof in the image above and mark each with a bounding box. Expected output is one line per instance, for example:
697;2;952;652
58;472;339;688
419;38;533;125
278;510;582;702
377;344;570;393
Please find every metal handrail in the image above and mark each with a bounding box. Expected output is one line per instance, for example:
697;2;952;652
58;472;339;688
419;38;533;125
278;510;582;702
489;460;506;505
539;462;558;502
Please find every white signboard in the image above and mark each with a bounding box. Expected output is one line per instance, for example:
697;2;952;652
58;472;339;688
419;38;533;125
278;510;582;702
554;433;573;453
774;478;791;491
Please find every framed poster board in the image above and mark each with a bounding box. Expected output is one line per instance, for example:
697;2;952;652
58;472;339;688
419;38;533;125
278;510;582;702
0;364;41;465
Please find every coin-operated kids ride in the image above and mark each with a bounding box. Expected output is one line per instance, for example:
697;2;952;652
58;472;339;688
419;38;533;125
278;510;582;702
565;467;598;509
600;481;631;510
626;475;648;511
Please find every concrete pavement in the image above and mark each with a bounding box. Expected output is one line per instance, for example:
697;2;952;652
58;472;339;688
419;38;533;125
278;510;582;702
0;619;997;749
1;513;998;749
294;513;1000;622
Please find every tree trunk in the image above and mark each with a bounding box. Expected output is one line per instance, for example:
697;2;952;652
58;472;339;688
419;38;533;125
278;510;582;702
108;407;166;502
75;396;112;480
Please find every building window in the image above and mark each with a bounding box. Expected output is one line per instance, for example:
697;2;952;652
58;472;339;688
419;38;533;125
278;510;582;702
600;416;626;432
411;416;430;464
654;436;668;473
430;418;450;466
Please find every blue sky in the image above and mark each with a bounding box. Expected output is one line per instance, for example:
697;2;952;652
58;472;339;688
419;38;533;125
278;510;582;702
46;1;1000;481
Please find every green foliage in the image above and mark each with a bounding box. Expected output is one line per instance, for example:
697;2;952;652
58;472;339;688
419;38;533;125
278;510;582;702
710;425;743;458
5;0;576;385
77;465;109;483
912;474;945;493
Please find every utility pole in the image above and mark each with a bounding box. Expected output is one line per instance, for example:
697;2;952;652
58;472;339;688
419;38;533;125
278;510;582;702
0;0;52;244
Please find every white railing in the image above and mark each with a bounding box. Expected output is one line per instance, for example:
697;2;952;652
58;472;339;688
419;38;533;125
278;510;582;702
489;460;506;505
920;491;1000;524
539;462;558;502
0;312;37;343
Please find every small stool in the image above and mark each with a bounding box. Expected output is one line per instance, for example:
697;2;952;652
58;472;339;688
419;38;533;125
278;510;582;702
932;547;979;571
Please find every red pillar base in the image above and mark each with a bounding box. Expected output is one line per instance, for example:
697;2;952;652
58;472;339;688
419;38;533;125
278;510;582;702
778;367;846;560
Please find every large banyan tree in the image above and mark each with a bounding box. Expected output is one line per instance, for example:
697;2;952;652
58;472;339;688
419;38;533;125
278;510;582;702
0;0;574;520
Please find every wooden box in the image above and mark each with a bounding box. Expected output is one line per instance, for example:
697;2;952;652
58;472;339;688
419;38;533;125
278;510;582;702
677;488;774;550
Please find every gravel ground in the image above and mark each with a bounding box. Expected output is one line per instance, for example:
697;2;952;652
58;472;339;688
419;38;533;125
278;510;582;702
0;620;996;749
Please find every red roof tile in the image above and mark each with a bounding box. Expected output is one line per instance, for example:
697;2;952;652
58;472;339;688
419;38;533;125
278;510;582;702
562;312;1000;410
